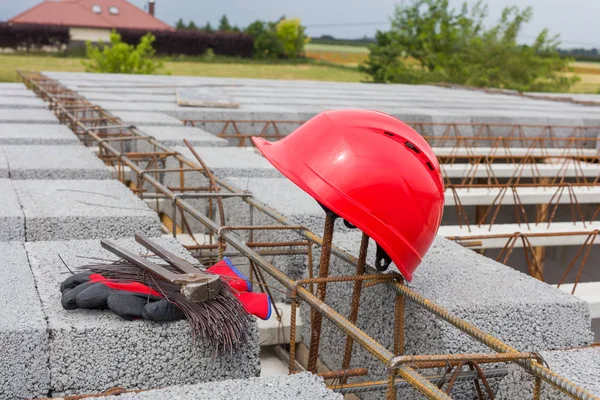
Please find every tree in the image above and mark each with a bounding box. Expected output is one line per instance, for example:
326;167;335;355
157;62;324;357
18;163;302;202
219;15;232;32
360;0;579;92
83;31;163;74
202;22;214;33
244;20;284;59
175;18;186;30
187;20;198;30
276;18;309;58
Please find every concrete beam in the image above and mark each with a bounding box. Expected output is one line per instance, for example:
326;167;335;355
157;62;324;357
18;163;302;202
442;162;599;179
0;109;58;124
0;179;25;241
445;186;600;206
0;242;50;400
25;236;260;396
0;123;79;145
92;373;341;400
13;179;162;241
438;221;600;248
3;145;112;179
137;125;227;147
497;347;600;399
110;111;184;126
433;147;599;158
0;96;47;109
304;234;593;398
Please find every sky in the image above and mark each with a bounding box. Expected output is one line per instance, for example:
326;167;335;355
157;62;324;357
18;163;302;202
1;0;599;48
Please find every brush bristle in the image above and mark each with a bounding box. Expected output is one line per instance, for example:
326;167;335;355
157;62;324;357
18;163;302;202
79;259;253;354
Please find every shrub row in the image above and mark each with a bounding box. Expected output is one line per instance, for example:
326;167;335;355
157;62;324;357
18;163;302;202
117;28;254;58
0;22;254;58
0;22;69;50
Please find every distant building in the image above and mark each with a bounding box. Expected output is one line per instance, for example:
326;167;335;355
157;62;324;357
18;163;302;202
9;0;173;45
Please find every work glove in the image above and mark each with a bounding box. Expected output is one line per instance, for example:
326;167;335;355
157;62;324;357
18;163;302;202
60;272;184;322
60;258;272;321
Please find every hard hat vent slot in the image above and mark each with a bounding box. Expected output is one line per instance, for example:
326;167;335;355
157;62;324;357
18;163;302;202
384;131;394;137
404;141;421;154
426;161;435;171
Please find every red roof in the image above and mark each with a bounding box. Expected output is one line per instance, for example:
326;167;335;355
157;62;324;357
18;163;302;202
9;0;173;31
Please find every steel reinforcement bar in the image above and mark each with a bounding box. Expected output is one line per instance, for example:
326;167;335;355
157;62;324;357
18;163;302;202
20;71;598;400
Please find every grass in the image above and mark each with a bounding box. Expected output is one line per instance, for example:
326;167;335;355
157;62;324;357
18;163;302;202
2;50;600;93
0;53;364;83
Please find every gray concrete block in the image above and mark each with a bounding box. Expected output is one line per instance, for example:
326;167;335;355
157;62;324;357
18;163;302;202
0;179;25;241
0;96;46;109
0;123;79;145
111;111;184;126
13;179;161;241
0;147;7;178
173;146;283;179
25;236;260;396
0;109;58;124
496;347;600;399
0;83;28;90
0;241;50;399
95;372;342;399
3;145;112;179
301;234;593;398
137;125;227;147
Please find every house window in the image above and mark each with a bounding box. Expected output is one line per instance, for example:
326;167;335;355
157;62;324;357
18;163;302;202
109;6;119;15
92;5;102;13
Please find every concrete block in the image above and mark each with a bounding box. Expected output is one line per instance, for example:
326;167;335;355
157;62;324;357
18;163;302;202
0;179;25;241
3;145;112;179
110;111;184;126
0;123;79;145
0;90;37;98
13;179;162;241
173;146;282;179
496;347;600;399
137;125;227;147
0;242;50;400
0;109;58;124
0;147;7;178
94;373;341;400
25;236;260;396
0;96;46;109
301;234;593;398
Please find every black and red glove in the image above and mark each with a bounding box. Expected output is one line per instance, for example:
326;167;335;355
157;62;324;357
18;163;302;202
60;258;272;321
60;272;184;322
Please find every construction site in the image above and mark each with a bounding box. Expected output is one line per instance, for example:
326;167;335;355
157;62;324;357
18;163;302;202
1;70;599;400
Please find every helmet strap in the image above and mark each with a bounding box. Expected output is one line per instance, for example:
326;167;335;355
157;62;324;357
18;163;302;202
375;244;392;272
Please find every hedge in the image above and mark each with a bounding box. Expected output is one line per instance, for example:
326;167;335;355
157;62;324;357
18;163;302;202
0;22;69;51
0;22;254;58
117;28;254;58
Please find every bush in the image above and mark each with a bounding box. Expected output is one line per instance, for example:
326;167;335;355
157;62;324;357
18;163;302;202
0;22;69;51
83;31;163;74
276;18;309;58
117;28;253;58
360;0;579;92
244;21;283;59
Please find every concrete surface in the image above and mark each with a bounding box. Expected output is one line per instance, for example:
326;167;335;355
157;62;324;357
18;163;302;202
0;147;7;178
25;236;260;396
137;125;227;147
94;373;341;400
0;96;46;109
3;145;112;179
0;179;25;241
497;347;600;399
0;109;58;124
173;146;282;179
0;123;79;145
13;179;162;241
300;234;593;399
0;242;50;400
110;111;184;126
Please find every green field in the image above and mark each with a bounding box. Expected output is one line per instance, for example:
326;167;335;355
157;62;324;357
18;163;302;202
2;49;600;93
0;53;364;83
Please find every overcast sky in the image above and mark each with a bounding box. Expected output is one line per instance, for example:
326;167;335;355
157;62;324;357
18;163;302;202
1;0;599;47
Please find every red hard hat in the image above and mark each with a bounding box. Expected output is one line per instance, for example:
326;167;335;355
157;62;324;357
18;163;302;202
252;109;444;281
